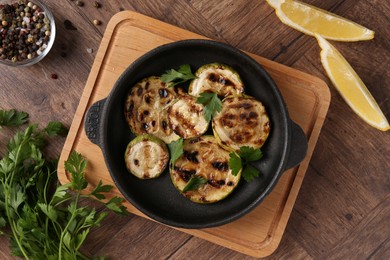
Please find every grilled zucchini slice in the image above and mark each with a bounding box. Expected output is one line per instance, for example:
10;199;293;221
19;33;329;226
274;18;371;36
124;76;180;143
189;63;244;98
170;136;241;203
212;95;270;151
125;134;169;179
168;93;209;139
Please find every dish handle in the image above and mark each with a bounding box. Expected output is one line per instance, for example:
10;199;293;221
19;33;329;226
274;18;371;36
84;98;106;146
285;121;308;169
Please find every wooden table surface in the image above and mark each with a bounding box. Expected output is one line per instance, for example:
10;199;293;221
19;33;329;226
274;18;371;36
1;0;389;259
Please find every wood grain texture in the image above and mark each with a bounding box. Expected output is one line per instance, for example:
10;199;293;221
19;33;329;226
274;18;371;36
1;0;389;259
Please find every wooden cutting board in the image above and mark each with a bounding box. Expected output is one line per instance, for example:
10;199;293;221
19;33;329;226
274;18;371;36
57;11;330;258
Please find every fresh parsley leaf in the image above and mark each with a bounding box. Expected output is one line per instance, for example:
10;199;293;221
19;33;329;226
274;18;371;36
182;175;208;192
38;203;58;222
90;180;113;200
168;138;184;165
196;92;222;122
228;152;242;176
105;197;129;215
9;186;25;212
64;151;88;191
242;164;260;182
238;146;263;162
228;146;263;182
0;109;28;127
52;183;72;204
161;64;196;86
44;121;68;137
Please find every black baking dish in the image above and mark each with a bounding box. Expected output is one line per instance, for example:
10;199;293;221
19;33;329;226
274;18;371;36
84;39;308;229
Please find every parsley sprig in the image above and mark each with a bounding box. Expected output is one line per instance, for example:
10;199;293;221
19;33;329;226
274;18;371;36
183;175;207;192
161;64;197;86
0;109;29;128
168;138;184;165
196;92;223;122
0;114;128;259
229;146;263;182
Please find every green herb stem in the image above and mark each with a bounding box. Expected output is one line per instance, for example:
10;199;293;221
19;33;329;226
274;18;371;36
2;135;32;259
3;187;30;260
58;192;80;259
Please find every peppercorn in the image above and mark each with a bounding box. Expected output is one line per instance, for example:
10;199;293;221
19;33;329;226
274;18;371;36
93;19;101;25
93;1;101;8
75;1;84;6
51;73;58;79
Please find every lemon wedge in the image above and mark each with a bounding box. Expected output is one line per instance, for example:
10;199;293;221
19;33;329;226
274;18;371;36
316;35;389;131
266;0;374;41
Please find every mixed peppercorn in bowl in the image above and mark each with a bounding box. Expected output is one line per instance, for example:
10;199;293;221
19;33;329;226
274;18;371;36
0;0;55;66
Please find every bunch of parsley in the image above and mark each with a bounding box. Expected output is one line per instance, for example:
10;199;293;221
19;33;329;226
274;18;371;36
0;110;128;259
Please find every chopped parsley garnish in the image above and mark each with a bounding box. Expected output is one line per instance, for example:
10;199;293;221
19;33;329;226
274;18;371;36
229;146;263;182
161;64;197;86
168;138;184;165
182;175;208;192
196;92;222;122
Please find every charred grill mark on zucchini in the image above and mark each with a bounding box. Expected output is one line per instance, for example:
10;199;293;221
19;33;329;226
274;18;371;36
211;161;229;171
183;150;199;163
170;136;241;203
159;88;168;98
125;134;169;179
207;72;236;87
124;76;180;143
189;137;200;144
189;63;245;98
174;166;196;182
168;94;208;139
213;95;271;151
208;179;226;188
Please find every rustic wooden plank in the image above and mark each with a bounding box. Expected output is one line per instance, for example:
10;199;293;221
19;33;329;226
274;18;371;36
266;231;312;259
113;0;221;40
93;216;191;259
322;195;390;259
0;227;18;260
169;237;256;260
188;0;272;47
76;200;136;257
288;163;380;256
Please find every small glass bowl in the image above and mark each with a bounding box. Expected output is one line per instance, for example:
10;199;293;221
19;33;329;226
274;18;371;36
0;0;56;67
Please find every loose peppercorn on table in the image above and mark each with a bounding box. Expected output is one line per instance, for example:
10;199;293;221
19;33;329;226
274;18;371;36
1;1;389;259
